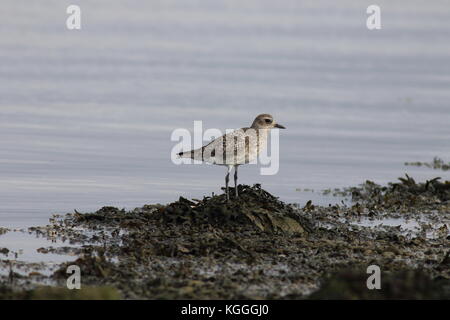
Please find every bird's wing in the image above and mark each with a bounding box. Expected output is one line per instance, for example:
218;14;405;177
178;127;261;164
202;127;260;164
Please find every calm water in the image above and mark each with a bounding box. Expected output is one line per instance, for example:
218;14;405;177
1;0;450;236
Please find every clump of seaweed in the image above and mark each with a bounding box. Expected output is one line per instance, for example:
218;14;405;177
329;175;450;212
405;157;450;171
354;175;450;209
69;184;311;235
159;184;311;234
0;227;9;236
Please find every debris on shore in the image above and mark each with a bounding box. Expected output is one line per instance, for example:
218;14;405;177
0;178;449;299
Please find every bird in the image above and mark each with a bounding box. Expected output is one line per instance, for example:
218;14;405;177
178;114;285;201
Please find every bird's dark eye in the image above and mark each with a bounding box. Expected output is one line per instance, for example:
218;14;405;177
264;119;272;124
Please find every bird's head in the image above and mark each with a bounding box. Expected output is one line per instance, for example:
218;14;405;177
251;114;286;130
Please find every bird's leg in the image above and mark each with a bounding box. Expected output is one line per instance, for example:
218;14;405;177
234;166;238;198
225;173;229;201
225;166;232;201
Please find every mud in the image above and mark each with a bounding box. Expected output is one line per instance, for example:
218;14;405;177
0;177;449;299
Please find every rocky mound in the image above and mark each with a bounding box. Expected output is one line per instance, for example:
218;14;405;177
71;184;311;235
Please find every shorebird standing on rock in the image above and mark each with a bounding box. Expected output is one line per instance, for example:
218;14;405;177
178;114;285;201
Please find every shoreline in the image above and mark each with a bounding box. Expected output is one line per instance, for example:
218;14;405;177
0;175;449;299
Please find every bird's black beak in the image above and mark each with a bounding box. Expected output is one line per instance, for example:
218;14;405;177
275;123;286;129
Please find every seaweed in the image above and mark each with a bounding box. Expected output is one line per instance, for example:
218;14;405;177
1;180;448;299
405;157;450;171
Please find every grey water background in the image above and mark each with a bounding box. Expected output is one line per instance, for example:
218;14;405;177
1;0;450;233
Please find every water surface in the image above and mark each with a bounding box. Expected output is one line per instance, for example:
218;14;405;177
1;0;449;235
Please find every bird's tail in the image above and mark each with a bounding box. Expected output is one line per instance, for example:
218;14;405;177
178;146;208;160
177;149;195;159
